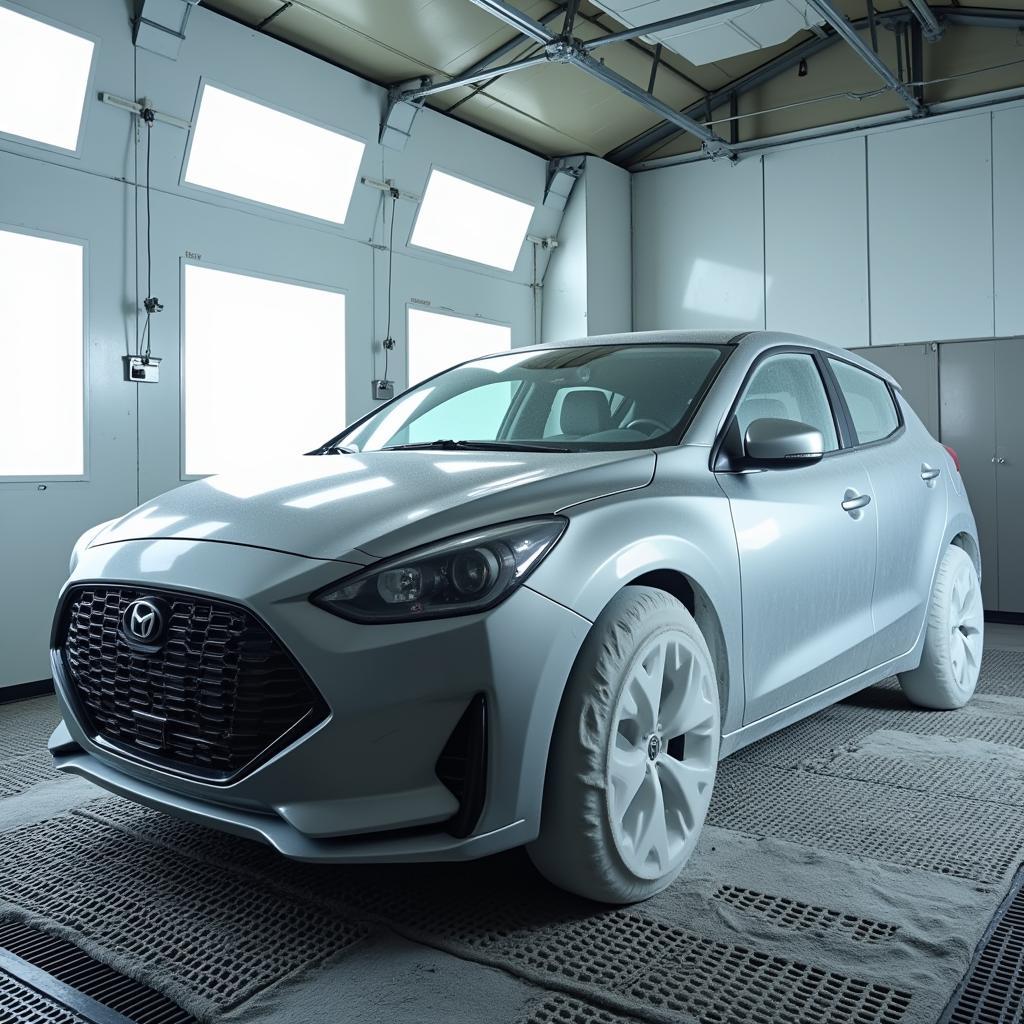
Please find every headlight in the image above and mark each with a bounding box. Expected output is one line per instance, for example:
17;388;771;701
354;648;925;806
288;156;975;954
312;517;567;623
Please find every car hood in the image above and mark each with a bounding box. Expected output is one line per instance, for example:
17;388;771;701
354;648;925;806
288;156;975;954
92;449;656;562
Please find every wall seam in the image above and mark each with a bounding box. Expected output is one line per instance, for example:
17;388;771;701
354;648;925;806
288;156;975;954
864;135;873;347
990;109;996;337
760;154;766;331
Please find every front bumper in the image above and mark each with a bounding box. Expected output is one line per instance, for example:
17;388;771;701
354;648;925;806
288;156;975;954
51;537;591;861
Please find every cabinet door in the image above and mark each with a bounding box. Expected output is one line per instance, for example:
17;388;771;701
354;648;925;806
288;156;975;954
995;339;1024;612
939;340;998;609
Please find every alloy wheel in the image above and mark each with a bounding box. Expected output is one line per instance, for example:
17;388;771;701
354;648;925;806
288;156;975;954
606;630;718;880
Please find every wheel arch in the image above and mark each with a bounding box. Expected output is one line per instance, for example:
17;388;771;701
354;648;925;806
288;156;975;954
951;530;981;578
624;570;732;735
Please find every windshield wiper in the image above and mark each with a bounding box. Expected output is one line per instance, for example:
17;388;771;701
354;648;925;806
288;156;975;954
381;439;575;453
307;444;357;455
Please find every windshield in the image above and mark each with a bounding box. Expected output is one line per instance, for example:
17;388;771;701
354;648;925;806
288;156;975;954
335;343;729;453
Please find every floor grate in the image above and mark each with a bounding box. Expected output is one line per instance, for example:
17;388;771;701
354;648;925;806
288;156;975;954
709;761;1024;883
713;886;900;943
524;994;646;1024
943;872;1024;1023
0;920;196;1024
0;814;370;1017
0;969;86;1024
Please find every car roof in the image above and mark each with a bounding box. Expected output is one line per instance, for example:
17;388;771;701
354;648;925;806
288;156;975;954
526;329;901;390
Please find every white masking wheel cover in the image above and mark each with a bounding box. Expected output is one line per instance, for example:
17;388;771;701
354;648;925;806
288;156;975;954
606;630;718;880
528;586;721;903
899;544;984;710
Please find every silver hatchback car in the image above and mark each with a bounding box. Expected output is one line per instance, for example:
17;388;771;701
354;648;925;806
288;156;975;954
50;330;983;903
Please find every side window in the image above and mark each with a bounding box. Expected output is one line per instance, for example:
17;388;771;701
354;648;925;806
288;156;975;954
828;359;900;445
735;353;839;452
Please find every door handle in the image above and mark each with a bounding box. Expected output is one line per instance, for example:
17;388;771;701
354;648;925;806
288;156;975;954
921;464;941;481
841;492;871;513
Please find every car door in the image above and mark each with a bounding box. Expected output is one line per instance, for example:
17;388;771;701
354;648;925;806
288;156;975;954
714;351;878;724
825;357;949;667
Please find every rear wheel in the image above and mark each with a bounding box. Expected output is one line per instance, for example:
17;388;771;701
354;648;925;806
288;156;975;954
528;587;720;904
899;545;984;710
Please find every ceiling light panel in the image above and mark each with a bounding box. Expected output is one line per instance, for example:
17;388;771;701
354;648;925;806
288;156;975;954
184;84;366;224
410;170;535;272
591;0;823;66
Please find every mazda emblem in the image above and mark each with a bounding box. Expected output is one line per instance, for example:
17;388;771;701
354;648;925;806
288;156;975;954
123;598;164;647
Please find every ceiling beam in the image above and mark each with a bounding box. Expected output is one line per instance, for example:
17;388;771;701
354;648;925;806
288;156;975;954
465;0;558;44
567;47;735;158
803;0;924;114
457;5;563;78
462;0;736;158
901;0;943;41
402;53;551;100
939;5;1024;28
604;11;916;166
585;0;776;51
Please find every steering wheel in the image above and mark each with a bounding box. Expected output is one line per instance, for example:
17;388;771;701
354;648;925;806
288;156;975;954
624;417;671;437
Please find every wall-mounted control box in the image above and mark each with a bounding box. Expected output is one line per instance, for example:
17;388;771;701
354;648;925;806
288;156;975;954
371;379;395;401
123;355;161;383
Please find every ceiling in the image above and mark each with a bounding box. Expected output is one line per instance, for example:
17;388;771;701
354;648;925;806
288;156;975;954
201;0;1024;164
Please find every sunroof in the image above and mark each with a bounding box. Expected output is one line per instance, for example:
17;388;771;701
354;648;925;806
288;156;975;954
184;84;366;225
0;5;94;151
410;170;535;272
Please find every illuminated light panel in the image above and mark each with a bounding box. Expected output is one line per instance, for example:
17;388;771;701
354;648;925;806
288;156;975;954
410;170;534;271
0;229;84;476
184;265;346;476
185;85;365;224
407;308;512;386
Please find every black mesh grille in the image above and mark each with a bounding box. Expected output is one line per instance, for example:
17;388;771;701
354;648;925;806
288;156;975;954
58;585;327;782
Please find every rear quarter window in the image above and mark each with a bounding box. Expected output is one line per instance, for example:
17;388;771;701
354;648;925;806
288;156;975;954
828;359;900;444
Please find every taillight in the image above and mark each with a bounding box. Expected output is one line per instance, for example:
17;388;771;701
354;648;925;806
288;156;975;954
944;445;960;472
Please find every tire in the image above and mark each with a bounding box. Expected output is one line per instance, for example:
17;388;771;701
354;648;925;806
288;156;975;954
528;586;721;904
899;545;984;710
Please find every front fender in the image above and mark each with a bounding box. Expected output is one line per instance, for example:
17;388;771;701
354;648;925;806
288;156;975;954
528;447;743;733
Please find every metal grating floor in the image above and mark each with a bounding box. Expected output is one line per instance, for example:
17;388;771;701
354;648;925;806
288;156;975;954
944;871;1024;1024
2;646;1024;1023
0;970;86;1024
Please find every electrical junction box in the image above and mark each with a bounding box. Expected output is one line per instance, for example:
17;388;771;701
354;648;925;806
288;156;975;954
123;355;161;383
372;379;395;401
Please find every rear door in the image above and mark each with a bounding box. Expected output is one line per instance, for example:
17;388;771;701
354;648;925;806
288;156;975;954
715;351;878;724
825;357;949;666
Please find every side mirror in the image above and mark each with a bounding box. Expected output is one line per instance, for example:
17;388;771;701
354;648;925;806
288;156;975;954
744;417;824;468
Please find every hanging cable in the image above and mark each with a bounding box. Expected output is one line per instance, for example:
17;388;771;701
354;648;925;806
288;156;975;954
139;106;163;363
381;186;398;384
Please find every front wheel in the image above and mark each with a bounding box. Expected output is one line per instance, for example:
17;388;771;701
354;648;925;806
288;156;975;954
899;545;984;710
528;587;720;904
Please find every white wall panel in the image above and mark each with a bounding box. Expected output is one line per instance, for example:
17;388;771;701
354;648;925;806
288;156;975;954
868;113;993;345
994;107;1024;336
632;156;764;332
764;137;869;349
541;179;588;342
585;158;632;337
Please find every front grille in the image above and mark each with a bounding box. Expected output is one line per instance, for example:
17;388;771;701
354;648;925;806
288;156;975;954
58;585;327;782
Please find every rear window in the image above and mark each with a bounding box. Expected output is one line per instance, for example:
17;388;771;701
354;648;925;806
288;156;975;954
828;359;900;445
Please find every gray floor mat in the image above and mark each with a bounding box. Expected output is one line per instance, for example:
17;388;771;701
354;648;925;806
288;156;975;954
0;696;62;799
